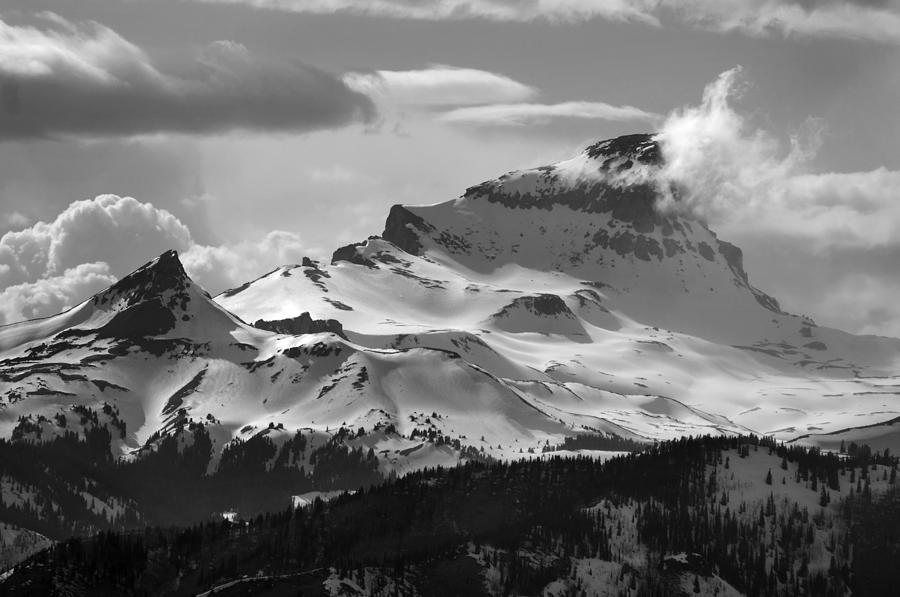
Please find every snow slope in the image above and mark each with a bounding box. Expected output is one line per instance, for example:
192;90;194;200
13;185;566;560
0;251;564;468
3;134;900;470
218;134;900;448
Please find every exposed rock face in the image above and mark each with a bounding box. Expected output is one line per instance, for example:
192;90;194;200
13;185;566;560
254;313;345;338
331;239;382;267
96;299;177;339
93;249;194;311
331;242;368;266
381;205;433;256
493;294;574;319
583;133;661;165
718;239;782;313
490;294;589;339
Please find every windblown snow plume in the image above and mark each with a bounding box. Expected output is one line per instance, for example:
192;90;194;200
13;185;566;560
654;66;820;221
650;66;900;256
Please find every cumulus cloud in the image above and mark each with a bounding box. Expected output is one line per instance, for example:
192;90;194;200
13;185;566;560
0;13;375;138
439;100;661;126
192;0;900;43
0;195;192;288
0;262;116;325
344;66;537;107
182;230;311;294
0;195;311;325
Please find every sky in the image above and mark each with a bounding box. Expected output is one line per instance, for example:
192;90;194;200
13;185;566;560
0;0;899;337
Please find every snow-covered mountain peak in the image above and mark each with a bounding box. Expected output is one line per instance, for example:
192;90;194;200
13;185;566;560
378;134;783;337
0;250;245;357
92;249;196;313
460;133;665;217
380;134;682;265
4;132;900;504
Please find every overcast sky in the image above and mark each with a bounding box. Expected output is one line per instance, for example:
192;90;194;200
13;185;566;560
1;0;899;336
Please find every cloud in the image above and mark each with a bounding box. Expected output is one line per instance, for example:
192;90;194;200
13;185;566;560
0;13;375;139
344;66;537;107
669;0;900;44
654;66;900;253
0;195;192;288
653;66;900;336
2;212;30;229
344;66;659;132
0;262;116;325
773;169;900;250
0;195;312;324
439;101;661;126
196;0;659;25
182;230;311;294
654;66;818;220
190;0;900;43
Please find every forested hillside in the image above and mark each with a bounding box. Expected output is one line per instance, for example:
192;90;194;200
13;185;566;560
0;415;385;569
3;435;897;596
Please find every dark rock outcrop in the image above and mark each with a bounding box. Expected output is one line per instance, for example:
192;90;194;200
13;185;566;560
94;250;193;310
254;313;345;338
382;205;434;256
96;298;177;339
331;241;375;267
493;294;575;320
584;133;661;166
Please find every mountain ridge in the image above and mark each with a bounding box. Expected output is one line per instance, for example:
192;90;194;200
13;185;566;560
3;133;900;465
379;133;784;326
2;133;900;572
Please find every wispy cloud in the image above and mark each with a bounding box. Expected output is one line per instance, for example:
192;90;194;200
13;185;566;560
344;66;537;106
670;0;900;43
2;212;30;229
196;0;660;25
191;0;900;44
344;66;659;130
439;101;661;126
0;13;375;139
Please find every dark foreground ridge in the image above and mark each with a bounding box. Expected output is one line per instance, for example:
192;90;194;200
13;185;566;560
3;435;898;596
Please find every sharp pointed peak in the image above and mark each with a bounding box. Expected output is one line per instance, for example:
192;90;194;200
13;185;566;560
93;249;194;309
147;249;186;271
123;249;189;285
